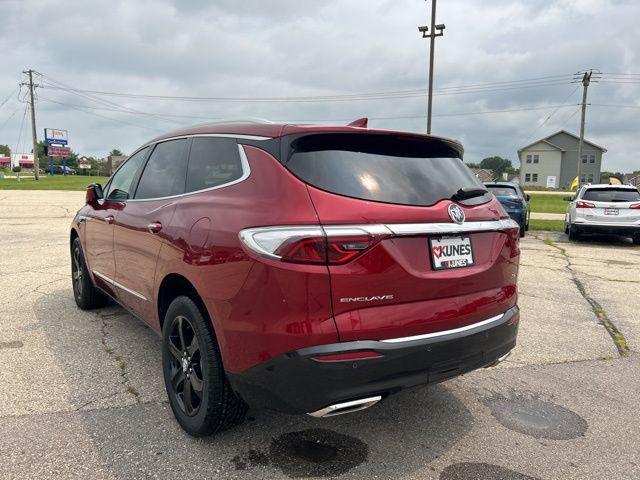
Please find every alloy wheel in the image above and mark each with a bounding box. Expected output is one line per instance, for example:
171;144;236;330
167;315;204;416
72;246;83;298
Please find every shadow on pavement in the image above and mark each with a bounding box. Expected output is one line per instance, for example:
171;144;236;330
35;290;475;478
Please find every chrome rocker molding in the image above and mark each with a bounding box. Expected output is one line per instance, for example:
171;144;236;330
92;270;147;301
307;396;382;418
381;313;505;344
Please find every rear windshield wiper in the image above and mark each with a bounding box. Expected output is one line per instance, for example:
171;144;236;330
450;187;489;202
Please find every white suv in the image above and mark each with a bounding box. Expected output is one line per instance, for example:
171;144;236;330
564;184;640;244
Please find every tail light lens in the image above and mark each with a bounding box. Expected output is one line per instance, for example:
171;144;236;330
240;226;388;265
576;200;596;209
505;226;520;258
508;197;524;204
630;203;640;210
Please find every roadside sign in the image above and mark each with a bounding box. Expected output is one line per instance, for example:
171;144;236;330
44;128;68;146
546;176;557;188
47;145;71;157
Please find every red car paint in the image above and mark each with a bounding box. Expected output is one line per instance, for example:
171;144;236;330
73;122;519;384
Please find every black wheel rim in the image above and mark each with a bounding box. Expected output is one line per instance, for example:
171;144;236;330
72;246;83;298
168;315;204;416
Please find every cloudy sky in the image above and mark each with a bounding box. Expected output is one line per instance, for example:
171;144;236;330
1;0;639;172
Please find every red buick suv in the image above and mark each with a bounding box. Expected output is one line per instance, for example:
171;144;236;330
70;121;520;436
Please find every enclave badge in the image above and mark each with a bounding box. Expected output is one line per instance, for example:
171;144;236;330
448;204;465;224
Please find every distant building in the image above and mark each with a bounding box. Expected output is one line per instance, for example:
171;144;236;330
470;168;494;182
624;173;640;187
10;153;35;171
518;130;606;189
106;155;128;175
0;156;10;169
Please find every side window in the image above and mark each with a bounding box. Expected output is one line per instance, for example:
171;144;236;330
185;137;244;193
105;147;149;201
135;139;189;199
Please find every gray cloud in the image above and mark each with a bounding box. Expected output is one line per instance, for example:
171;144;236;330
0;0;638;172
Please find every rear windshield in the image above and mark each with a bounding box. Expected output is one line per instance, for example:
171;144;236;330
486;185;518;197
582;188;640;202
285;133;490;206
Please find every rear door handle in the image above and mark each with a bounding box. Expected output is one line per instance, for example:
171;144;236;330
105;215;115;224
148;222;163;234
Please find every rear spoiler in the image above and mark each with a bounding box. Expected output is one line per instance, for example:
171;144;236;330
347;117;368;128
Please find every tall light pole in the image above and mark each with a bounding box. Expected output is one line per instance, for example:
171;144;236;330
419;0;445;134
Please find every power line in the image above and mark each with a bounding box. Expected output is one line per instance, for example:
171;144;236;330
0;107;20;132
37;76;576;103
0;86;19;112
39;96;579;123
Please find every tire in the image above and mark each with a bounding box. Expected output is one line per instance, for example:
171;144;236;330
162;295;247;436
568;225;580;241
71;237;108;310
564;223;570;235
520;224;525;237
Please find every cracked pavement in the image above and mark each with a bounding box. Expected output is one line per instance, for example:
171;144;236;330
1;190;639;479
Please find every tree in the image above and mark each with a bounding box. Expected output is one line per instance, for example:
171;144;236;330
464;161;481;169
0;144;10;156
479;156;514;180
109;149;124;157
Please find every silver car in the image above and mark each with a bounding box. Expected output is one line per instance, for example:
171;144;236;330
564;184;640;244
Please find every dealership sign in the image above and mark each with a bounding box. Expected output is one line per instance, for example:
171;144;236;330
47;145;71;157
44;128;68;145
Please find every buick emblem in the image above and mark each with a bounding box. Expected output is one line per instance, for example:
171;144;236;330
448;204;465;224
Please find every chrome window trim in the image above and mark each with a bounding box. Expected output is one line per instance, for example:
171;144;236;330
92;270;148;301
385;218;519;235
127;144;251;203
143;133;270;146
381;313;506;344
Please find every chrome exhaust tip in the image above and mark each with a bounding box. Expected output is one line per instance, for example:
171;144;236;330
307;396;382;418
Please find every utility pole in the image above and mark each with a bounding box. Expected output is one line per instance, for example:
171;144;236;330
419;0;445;134
23;69;40;181
575;71;591;187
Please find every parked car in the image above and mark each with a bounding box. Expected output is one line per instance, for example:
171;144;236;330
52;165;76;175
70;121;521;436
564;184;640;243
484;182;530;237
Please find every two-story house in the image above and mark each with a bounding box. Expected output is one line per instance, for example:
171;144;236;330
517;131;606;189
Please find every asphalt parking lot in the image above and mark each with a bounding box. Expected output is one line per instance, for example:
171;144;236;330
1;190;639;480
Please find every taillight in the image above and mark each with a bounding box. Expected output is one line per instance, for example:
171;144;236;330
630;203;640;210
509;197;524;204
576;200;595;208
505;226;520;258
240;226;388;265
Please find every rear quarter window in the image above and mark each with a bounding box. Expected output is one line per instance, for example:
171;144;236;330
284;133;490;207
185;137;244;193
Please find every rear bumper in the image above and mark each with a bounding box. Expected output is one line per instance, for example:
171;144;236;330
573;222;640;236
227;306;519;414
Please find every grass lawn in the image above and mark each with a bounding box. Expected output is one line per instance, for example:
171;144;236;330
528;219;565;232
528;193;571;214
0;175;109;191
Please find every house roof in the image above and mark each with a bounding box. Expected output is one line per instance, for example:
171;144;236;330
518;130;607;153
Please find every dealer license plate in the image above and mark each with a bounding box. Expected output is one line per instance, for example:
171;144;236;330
429;236;475;270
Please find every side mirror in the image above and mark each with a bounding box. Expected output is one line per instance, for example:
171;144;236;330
525;194;531;201
563;196;573;202
86;183;104;205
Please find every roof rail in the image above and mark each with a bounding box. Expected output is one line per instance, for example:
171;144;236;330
191;118;275;127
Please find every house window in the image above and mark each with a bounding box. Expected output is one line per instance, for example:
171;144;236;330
581;175;587;183
532;173;538;182
526;154;532;164
588;174;594;182
525;173;531;182
581;155;588;164
589;154;595;164
533;154;539;164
